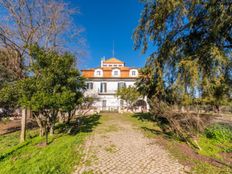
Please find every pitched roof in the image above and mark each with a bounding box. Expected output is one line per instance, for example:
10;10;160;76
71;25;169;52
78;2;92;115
103;57;124;64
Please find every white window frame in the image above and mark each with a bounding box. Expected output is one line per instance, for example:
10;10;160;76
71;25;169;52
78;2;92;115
94;69;103;77
130;69;138;77
112;68;120;77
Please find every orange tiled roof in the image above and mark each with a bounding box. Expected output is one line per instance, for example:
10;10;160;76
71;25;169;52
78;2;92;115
82;66;138;79
103;57;124;64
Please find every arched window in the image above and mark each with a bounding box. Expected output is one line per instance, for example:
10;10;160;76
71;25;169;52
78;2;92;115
94;69;103;77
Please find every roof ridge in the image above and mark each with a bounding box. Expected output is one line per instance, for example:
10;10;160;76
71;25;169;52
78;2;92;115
104;57;124;63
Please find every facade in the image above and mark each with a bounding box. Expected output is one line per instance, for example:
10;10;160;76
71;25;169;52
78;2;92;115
81;57;147;112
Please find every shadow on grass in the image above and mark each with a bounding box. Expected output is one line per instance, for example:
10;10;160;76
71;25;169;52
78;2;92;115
55;114;101;135
132;112;174;139
0;141;30;161
141;126;162;135
132;112;154;122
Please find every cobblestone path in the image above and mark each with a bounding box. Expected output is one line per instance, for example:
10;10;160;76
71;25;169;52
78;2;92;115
74;114;185;174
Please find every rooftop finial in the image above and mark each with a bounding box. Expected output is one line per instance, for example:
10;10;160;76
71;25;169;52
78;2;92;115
112;40;115;57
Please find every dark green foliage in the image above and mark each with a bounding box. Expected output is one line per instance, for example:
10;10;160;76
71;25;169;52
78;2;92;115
134;0;232;107
0;45;86;141
18;45;85;112
205;123;232;142
0;84;19;109
136;66;156;99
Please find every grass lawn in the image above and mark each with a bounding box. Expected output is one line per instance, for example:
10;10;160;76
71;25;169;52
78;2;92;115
126;112;232;174
0;114;100;174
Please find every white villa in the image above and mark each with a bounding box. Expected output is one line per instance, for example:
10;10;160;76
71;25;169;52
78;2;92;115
81;57;148;112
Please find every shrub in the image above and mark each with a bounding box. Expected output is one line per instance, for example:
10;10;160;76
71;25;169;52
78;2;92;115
205;124;232;142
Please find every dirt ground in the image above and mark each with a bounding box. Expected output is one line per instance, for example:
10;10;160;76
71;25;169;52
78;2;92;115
0;118;37;135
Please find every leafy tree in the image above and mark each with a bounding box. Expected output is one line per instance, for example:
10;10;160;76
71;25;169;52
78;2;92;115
134;0;231;145
116;86;140;111
0;45;85;144
134;0;232;108
0;48;21;118
136;66;156;99
0;84;19;119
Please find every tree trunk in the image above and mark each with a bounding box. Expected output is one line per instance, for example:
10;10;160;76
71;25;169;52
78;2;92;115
58;111;64;123
20;108;27;143
34;114;45;136
49;123;54;135
40;127;45;137
215;105;220;115
67;111;72;124
49;110;56;135
45;122;48;145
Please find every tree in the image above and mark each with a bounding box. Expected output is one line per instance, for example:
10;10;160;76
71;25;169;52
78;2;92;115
134;0;232;108
116;86;140;111
0;45;85;144
0;0;84;142
0;48;21;88
0;0;84;59
133;1;231;145
136;66;156;99
0;83;19;119
76;96;98;117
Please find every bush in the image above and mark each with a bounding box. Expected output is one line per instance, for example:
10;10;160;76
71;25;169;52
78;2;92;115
205;124;232;142
149;97;212;141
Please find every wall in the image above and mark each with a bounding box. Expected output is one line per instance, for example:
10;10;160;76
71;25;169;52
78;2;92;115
84;79;136;111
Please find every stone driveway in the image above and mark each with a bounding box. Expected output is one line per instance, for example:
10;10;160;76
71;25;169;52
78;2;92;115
74;113;185;174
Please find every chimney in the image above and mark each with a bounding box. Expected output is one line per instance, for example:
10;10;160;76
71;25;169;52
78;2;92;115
101;57;105;67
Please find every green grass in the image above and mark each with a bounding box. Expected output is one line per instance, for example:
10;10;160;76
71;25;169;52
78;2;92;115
192;162;232;174
197;123;232;161
124;112;162;138
0;114;101;174
198;135;232;159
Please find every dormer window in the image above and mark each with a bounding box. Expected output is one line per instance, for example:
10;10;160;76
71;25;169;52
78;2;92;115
130;69;138;77
112;69;120;77
114;71;118;76
94;69;103;77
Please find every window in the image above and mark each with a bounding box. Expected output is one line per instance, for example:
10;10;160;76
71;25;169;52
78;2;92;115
112;69;120;77
94;69;103;77
130;69;138;77
132;71;136;76
86;82;93;90
97;71;101;75
118;82;126;90
100;82;107;93
114;71;118;76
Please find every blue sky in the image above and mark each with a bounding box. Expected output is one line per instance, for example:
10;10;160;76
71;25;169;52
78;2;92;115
71;0;152;69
